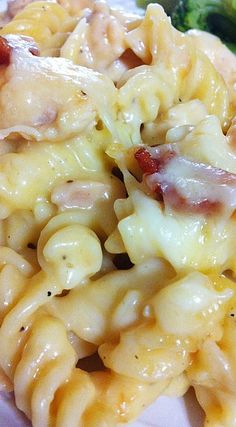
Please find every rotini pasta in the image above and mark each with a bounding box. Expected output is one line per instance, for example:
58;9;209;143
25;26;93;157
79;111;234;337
188;29;236;109
0;1;76;56
0;1;236;427
188;317;236;427
60;2;126;72
60;1;143;81
118;5;231;144
105;157;236;274
0;38;118;142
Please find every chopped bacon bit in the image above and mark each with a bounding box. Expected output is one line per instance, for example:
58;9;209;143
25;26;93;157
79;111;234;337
135;147;176;174
135;148;158;174
0;37;12;66
135;145;236;216
51;180;110;210
158;184;221;215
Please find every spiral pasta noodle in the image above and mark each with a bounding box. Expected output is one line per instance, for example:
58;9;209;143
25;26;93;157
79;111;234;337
0;1;76;55
0;1;236;427
117;5;231;145
0;221;172;426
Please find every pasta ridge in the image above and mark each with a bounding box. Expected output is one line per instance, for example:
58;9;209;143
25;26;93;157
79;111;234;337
0;1;77;56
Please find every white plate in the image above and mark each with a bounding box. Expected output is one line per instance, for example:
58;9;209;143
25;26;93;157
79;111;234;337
0;389;204;427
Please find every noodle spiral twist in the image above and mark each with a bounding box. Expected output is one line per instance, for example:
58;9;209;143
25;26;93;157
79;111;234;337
117;4;232;144
0;228;172;426
1;252;232;426
0;214;103;424
0;1;76;55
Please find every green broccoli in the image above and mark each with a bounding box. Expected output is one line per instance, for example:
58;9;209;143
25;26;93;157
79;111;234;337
172;0;236;49
136;0;236;52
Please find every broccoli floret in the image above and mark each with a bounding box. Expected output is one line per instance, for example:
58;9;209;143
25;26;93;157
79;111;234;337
136;0;236;52
172;0;236;44
225;41;236;53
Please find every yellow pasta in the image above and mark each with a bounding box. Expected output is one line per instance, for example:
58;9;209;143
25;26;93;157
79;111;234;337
0;1;76;55
188;317;236;427
105;175;236;274
60;1;142;81
60;2;126;73
117;5;231;145
99;273;232;382
172;115;236;174
188;29;236;109
0;1;235;427
57;0;95;16
0;45;118;142
46;257;175;344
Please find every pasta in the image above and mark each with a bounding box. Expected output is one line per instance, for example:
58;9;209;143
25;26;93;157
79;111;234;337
0;1;76;55
188;29;236;110
0;1;235;427
60;1;143;81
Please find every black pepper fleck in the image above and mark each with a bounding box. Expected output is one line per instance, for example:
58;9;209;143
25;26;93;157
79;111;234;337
135;355;139;359
66;180;74;183
62;255;67;260
47;291;52;297
20;326;25;332
230;313;235;317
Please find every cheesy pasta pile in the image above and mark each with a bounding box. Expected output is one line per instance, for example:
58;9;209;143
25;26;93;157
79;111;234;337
0;1;236;426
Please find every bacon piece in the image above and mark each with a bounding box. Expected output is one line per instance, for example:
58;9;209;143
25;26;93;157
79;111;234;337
135;147;176;174
158;184;221;215
0;35;39;67
0;37;12;66
51;180;110;210
135;145;236;216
